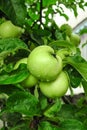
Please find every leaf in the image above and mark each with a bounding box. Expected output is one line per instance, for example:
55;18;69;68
65;55;87;81
0;64;29;85
6;91;40;116
56;8;69;21
82;80;87;97
44;99;61;118
0;0;27;26
49;40;76;53
38;121;61;130
79;28;87;35
60;119;85;130
43;0;57;7
29;29;51;45
0;85;23;95
0;38;29;60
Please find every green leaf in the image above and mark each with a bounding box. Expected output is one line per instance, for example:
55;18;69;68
43;0;57;7
49;40;76;53
44;99;61;118
0;0;27;26
82;80;87;97
57;104;76;120
56;8;69;21
60;119;85;130
0;64;29;85
6;91;40;116
65;55;87;81
0;85;23;95
38;121;61;130
0;38;29;60
79;28;87;35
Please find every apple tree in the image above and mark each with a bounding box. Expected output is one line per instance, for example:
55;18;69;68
0;0;87;130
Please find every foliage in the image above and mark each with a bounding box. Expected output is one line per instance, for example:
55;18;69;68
0;0;87;130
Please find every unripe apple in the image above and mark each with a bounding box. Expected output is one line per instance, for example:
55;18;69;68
70;33;80;46
0;21;24;38
21;74;38;88
60;24;72;36
27;45;63;81
39;71;69;98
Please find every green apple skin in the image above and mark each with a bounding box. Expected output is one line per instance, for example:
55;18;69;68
27;45;63;82
39;71;69;98
70;33;80;46
60;24;72;36
14;58;28;70
21;74;38;88
0;21;24;38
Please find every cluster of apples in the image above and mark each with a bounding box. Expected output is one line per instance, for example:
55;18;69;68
27;45;69;98
14;45;69;98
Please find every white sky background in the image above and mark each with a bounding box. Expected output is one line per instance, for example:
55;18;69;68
54;3;87;28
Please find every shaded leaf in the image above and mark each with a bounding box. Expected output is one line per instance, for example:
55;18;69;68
0;38;29;60
6;91;40;116
65;55;87;81
0;0;27;26
60;119;85;130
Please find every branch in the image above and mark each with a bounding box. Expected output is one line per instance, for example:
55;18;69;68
39;0;43;27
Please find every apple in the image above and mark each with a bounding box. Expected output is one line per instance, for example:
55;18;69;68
60;24;72;36
27;45;63;81
70;33;80;46
0;20;24;38
39;71;69;98
21;74;38;88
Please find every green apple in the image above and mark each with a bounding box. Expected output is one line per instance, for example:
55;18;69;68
27;45;63;81
39;71;69;98
0;20;24;38
70;33;80;46
60;24;72;36
21;74;38;88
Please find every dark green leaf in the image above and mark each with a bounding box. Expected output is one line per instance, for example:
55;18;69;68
0;38;29;60
44;99;61;118
60;119;85;130
6;91;40;116
0;0;27;26
57;104;76;120
38;121;61;130
65;55;87;81
0;85;23;95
